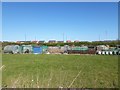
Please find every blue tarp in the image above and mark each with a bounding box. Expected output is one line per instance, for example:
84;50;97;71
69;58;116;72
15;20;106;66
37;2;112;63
33;46;42;54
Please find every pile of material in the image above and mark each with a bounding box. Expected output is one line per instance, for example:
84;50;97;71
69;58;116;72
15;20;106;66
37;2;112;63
48;46;64;54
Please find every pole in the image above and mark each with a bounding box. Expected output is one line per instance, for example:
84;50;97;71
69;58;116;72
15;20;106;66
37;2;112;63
99;34;100;41
25;34;26;42
35;36;36;41
66;35;67;42
63;33;64;42
106;30;107;40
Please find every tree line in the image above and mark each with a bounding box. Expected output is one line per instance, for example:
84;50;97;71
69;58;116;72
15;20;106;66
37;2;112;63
1;40;119;50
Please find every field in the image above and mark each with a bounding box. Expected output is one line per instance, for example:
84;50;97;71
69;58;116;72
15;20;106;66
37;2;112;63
2;54;118;88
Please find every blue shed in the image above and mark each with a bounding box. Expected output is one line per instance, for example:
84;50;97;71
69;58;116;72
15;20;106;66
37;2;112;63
33;46;42;54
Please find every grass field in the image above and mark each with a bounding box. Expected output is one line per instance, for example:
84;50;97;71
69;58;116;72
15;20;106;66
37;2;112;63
2;54;118;88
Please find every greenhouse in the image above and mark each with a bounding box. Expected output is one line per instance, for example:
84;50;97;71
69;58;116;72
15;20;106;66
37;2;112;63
22;45;33;53
71;46;88;51
4;45;22;54
42;46;48;53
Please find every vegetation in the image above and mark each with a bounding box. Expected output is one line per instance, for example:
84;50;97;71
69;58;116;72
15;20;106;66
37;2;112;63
2;54;118;88
2;40;119;49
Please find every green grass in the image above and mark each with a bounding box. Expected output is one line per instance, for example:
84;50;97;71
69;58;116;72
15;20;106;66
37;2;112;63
2;54;118;88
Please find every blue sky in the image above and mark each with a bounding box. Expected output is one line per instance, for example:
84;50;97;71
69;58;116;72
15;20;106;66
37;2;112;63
2;2;118;42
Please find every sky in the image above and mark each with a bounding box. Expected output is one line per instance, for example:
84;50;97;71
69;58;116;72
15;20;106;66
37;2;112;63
2;2;118;42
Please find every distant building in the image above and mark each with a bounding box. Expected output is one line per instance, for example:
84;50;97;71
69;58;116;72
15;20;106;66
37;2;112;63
39;41;45;43
57;41;64;43
16;41;21;44
74;40;79;43
31;41;39;43
66;40;71;43
16;41;25;43
48;40;56;43
103;40;112;42
16;41;30;44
